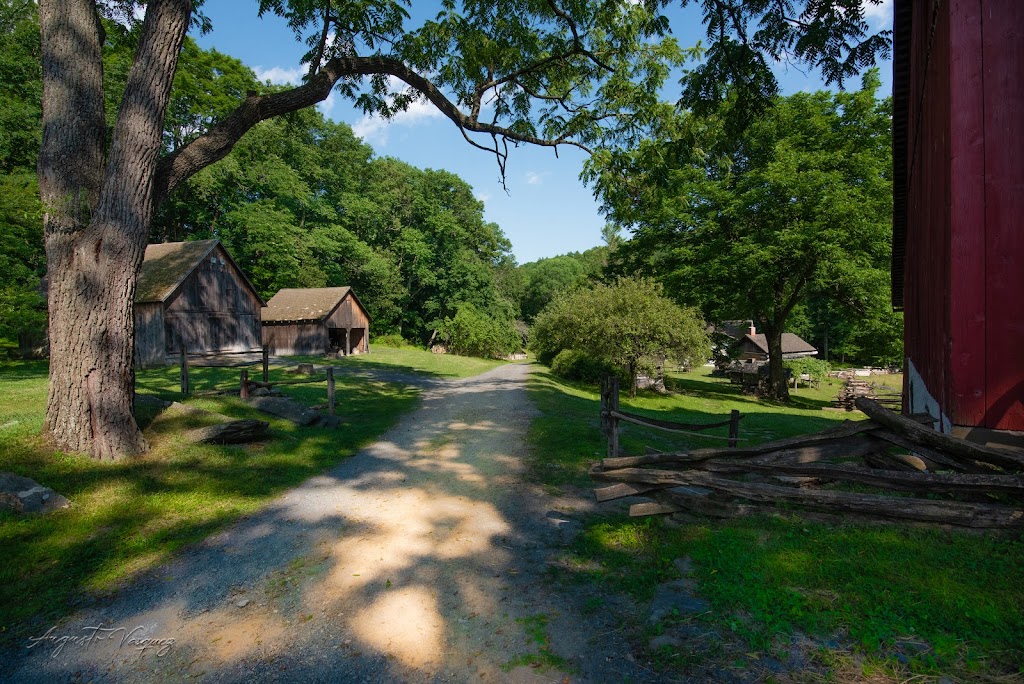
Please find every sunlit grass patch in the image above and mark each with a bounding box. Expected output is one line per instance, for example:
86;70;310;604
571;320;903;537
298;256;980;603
526;363;1024;678
0;359;419;645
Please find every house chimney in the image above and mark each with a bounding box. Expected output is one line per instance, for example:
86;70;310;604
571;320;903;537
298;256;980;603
748;321;756;335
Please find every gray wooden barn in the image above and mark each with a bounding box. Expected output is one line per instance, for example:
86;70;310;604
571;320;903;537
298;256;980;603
261;287;371;356
134;240;265;367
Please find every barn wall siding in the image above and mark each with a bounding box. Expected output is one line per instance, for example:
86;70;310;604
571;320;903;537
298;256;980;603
981;0;1024;430
163;245;262;355
263;322;327;356
324;294;370;353
133;303;166;367
902;0;1024;431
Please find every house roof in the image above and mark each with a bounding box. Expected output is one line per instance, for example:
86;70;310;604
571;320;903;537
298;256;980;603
743;333;818;356
135;239;265;306
262;287;369;323
708;320;755;340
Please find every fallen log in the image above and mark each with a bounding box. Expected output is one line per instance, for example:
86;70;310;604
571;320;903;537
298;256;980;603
185;419;270;444
867;429;993;473
595;482;673;502
593;468;1024;528
855;398;1024;471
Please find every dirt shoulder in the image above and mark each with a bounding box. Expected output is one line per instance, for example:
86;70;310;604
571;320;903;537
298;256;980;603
5;362;661;683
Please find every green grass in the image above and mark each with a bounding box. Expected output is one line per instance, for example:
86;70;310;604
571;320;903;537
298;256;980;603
328;345;512;379
0;359;419;645
526;365;860;486
527;364;1024;677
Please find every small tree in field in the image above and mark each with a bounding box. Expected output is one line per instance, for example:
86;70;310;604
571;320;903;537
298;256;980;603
530;277;709;396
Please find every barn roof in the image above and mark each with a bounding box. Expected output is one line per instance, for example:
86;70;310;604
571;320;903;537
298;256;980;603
743;333;818;356
135;239;264;305
262;287;370;323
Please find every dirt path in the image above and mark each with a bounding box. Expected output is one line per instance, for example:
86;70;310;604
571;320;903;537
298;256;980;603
7;363;661;683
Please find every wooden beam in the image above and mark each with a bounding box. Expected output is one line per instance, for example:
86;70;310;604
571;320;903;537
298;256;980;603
855;397;1024;471
594;468;1024;528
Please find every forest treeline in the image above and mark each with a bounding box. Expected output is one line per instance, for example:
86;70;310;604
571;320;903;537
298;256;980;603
1;1;900;368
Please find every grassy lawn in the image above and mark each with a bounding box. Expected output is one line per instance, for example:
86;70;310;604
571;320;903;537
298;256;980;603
326;345;511;379
0;359;420;646
526;364;1024;679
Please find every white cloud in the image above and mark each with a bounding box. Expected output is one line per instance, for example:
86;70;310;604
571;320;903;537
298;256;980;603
475;191;492;203
862;0;893;27
253;65;305;86
525;171;549;186
350;76;445;146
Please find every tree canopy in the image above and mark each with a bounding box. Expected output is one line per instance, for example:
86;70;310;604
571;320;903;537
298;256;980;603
589;72;895;398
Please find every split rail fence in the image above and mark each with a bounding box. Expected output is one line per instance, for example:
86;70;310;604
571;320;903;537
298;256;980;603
592;394;1024;529
600;375;744;459
175;346;343;415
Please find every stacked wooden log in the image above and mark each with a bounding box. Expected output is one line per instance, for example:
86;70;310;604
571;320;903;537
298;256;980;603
833;379;901;410
591;398;1024;530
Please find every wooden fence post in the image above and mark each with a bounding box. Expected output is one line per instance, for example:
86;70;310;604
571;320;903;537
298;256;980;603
240;369;249;400
262;346;269;384
180;346;189;397
600;377;609;438
728;409;740;447
609;376;620;459
327;367;336;415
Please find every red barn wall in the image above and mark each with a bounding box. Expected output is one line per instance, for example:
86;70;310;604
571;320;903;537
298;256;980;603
902;0;1024;431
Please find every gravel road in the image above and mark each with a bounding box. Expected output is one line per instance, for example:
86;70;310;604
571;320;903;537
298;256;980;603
4;363;664;683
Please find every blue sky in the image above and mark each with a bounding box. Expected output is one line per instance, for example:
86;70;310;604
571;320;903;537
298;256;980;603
192;1;893;264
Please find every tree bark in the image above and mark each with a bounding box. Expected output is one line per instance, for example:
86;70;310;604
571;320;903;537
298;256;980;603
39;0;192;459
762;319;789;400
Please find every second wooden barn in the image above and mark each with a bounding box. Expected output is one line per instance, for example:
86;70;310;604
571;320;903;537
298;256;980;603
262;287;371;356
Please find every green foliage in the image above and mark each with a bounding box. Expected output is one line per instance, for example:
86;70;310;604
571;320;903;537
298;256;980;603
436;303;520;359
371;333;412;349
783;357;831;382
528;367;1023;677
0;172;45;346
530;277;709;392
0;0;41;173
549;349;620;385
591;72;896;394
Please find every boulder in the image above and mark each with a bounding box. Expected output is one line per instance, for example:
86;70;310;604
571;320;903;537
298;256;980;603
248;396;320;426
0;472;70;514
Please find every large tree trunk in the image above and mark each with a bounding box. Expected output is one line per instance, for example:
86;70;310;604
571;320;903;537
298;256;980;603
762;321;790;401
39;0;192;460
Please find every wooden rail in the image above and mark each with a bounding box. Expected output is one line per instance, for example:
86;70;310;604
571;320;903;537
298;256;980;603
599;376;743;458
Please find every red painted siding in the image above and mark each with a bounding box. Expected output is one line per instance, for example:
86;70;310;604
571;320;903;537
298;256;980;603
948;0;988;425
902;0;1024;430
903;0;952;419
981;0;1024;429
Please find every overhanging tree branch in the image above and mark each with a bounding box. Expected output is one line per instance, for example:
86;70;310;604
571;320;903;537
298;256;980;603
154;54;591;206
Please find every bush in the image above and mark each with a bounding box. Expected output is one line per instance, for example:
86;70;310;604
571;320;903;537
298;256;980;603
436;303;521;359
784;357;832;382
549;349;621;384
371;333;412;349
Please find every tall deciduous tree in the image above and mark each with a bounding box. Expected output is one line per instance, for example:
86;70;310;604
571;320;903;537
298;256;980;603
590;73;893;399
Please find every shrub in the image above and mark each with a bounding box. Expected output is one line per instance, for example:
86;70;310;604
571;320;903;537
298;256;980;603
784;357;832;382
530;277;710;394
436;303;521;359
371;333;412;348
549;349;620;384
